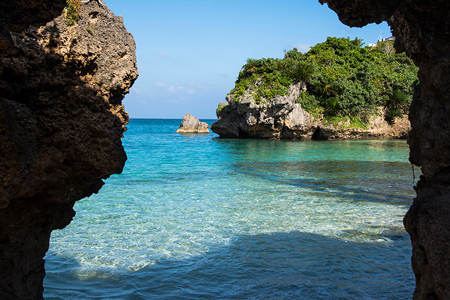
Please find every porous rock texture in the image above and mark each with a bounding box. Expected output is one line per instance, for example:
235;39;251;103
211;82;317;139
175;113;210;133
211;82;410;140
0;0;138;299
0;0;66;61
320;0;450;299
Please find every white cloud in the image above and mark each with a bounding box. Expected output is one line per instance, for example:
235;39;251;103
156;52;169;59
154;82;166;87
292;43;311;53
130;86;140;94
167;86;185;93
162;84;197;96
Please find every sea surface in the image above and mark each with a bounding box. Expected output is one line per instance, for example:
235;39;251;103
44;118;417;299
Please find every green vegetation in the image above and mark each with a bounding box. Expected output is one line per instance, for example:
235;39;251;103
216;103;228;115
65;0;83;26
229;37;418;122
322;115;369;130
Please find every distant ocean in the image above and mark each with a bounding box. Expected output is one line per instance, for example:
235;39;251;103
44;118;416;299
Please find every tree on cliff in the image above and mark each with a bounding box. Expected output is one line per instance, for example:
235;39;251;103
230;37;418;122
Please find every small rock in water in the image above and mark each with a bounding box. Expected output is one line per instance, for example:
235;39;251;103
176;113;210;133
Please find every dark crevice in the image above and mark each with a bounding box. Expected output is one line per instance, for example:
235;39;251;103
311;126;326;140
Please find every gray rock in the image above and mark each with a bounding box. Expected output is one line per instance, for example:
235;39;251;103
211;81;410;140
176;113;210;133
211;82;318;140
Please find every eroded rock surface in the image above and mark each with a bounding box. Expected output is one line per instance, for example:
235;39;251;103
211;82;317;139
0;0;66;60
176;113;210;133
320;0;450;298
211;82;410;140
0;1;138;299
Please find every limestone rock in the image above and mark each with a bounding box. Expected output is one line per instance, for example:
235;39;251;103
0;0;67;60
211;82;318;139
313;113;410;140
0;1;138;298
176;113;210;133
211;81;410;140
321;0;450;299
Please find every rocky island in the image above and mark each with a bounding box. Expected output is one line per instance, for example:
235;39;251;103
176;113;210;133
211;84;410;140
0;0;138;298
211;37;417;140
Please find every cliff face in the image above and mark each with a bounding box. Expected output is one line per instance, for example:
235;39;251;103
211;82;318;139
0;0;67;62
0;1;138;298
211;82;410;140
320;0;450;299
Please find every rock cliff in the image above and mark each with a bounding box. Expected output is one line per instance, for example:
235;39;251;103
176;113;210;133
211;82;410;140
0;0;138;299
320;0;450;299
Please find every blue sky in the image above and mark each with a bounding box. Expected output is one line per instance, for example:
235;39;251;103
105;0;391;119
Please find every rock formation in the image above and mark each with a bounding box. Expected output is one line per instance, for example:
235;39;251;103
0;0;66;61
175;113;210;133
211;82;315;139
211;82;410;140
319;0;450;298
0;0;138;299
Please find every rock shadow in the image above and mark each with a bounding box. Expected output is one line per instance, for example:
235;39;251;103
44;231;414;299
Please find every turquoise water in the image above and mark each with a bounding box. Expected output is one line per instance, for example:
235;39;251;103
44;119;416;299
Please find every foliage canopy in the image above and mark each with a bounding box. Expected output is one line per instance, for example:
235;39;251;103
229;37;419;121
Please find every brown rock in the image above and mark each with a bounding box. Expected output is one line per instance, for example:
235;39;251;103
0;0;66;60
0;1;138;299
320;0;450;298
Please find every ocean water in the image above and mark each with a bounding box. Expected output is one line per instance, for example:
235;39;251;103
44;119;416;299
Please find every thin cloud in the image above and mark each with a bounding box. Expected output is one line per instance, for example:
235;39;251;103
156;52;169;59
179;81;205;89
130;86;140;94
154;82;166;87
168;86;185;93
292;43;311;53
137;64;145;72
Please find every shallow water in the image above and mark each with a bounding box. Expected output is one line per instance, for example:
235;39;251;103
44;119;416;299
